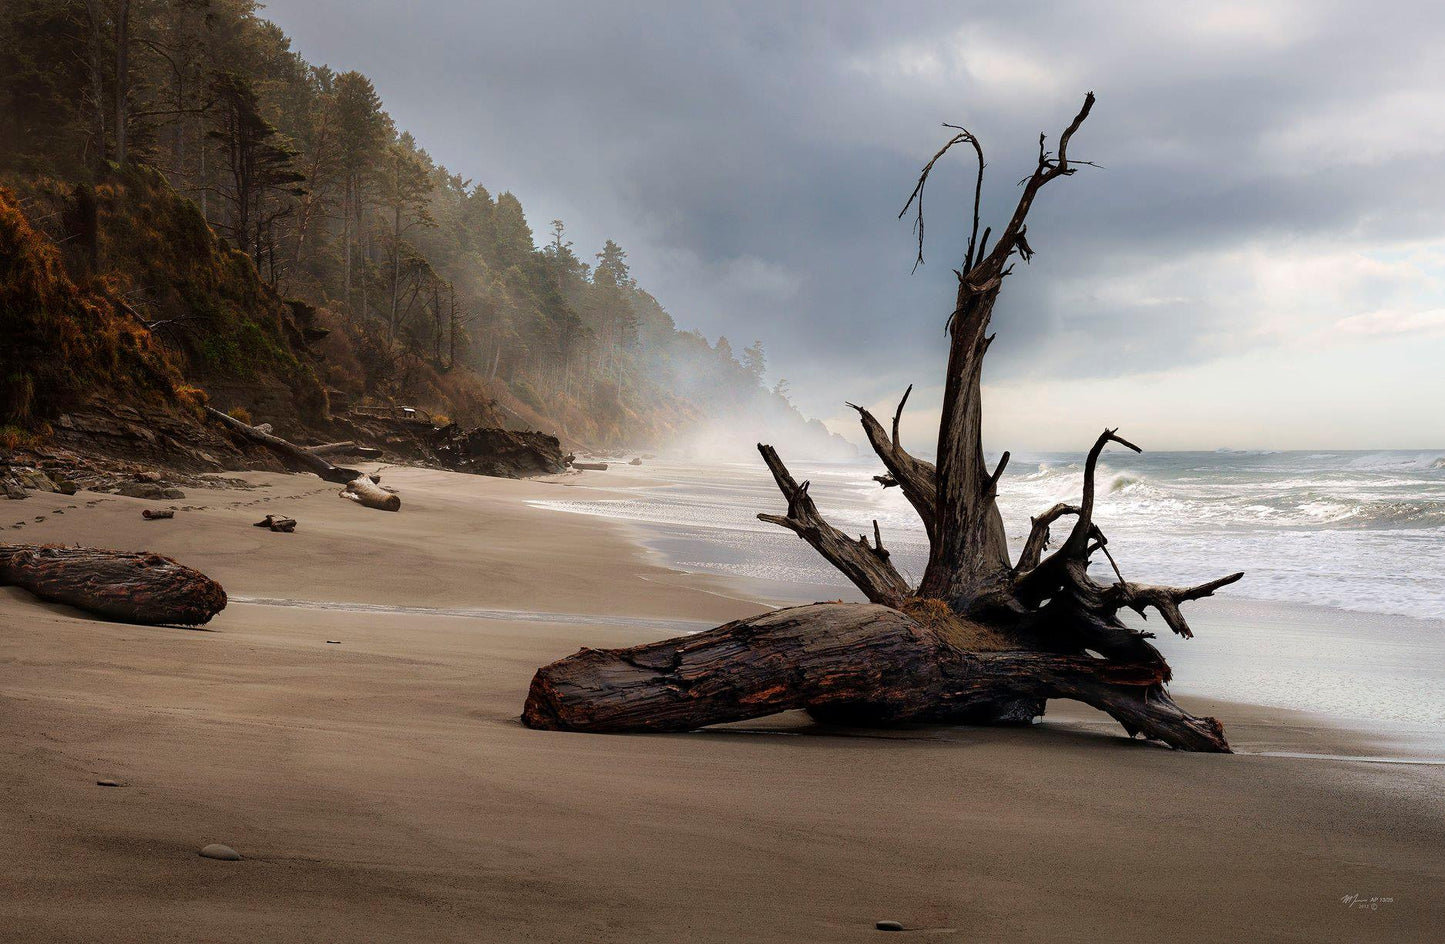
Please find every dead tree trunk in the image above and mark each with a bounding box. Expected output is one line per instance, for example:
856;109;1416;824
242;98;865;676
526;604;1227;751
523;94;1241;752
0;544;227;625
207;408;400;511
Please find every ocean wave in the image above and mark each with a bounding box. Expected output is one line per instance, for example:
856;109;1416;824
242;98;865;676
1108;473;1144;493
541;455;1445;623
1342;451;1445;471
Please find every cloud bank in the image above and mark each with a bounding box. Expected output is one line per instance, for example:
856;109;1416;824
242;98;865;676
261;0;1445;448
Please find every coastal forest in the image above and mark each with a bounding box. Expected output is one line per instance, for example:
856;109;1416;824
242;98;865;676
0;0;843;454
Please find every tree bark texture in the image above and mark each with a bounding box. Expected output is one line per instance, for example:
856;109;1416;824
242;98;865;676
0;544;227;626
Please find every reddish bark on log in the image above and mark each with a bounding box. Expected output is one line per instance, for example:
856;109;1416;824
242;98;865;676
0;544;227;625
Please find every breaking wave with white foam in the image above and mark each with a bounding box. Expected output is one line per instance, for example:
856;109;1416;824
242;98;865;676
534;449;1445;621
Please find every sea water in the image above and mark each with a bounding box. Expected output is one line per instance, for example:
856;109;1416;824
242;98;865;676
534;449;1445;729
538;450;1445;620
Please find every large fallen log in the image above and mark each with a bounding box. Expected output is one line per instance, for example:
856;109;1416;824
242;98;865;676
523;604;1229;751
206;408;399;511
0;544;227;625
205;408;360;484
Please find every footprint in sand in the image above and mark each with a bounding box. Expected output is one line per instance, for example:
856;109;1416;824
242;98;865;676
33;516;44;522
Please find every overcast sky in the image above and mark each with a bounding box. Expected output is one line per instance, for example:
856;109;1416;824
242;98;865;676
261;0;1445;450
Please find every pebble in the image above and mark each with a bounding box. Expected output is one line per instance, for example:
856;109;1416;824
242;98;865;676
96;779;120;787
876;920;904;932
199;843;242;861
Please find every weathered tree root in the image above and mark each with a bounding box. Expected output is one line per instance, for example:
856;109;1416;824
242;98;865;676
522;93;1243;753
0;544;227;626
523;604;1229;752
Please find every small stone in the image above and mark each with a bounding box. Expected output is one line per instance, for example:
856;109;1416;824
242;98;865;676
326;640;341;644
96;779;120;787
56;481;78;495
876;921;904;932
199;843;242;861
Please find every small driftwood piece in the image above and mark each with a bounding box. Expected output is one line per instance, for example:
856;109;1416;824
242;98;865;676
0;544;227;625
206;408;400;511
253;514;297;533
341;476;400;511
572;461;608;471
141;509;174;520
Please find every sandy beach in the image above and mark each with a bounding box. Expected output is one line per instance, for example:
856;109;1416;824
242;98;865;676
1;466;1441;943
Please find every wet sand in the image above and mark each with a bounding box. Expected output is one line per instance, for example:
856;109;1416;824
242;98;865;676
1;467;1441;942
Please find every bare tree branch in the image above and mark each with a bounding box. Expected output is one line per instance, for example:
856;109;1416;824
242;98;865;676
847;394;938;544
756;444;911;607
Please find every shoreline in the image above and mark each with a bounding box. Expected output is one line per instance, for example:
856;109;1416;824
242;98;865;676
529;464;1445;745
2;466;1442;942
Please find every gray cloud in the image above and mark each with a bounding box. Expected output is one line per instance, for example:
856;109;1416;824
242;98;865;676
261;0;1445;430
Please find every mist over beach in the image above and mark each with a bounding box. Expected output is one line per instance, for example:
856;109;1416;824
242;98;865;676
3;1;1444;942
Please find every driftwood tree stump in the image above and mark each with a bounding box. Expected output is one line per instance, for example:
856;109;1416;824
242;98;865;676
524;94;1242;752
0;545;227;625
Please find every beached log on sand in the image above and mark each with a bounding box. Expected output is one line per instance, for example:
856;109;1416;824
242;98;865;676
341;474;400;512
524;94;1242;752
254;514;297;532
571;461;608;471
0;544;227;625
206;408;400;511
524;604;1229;751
